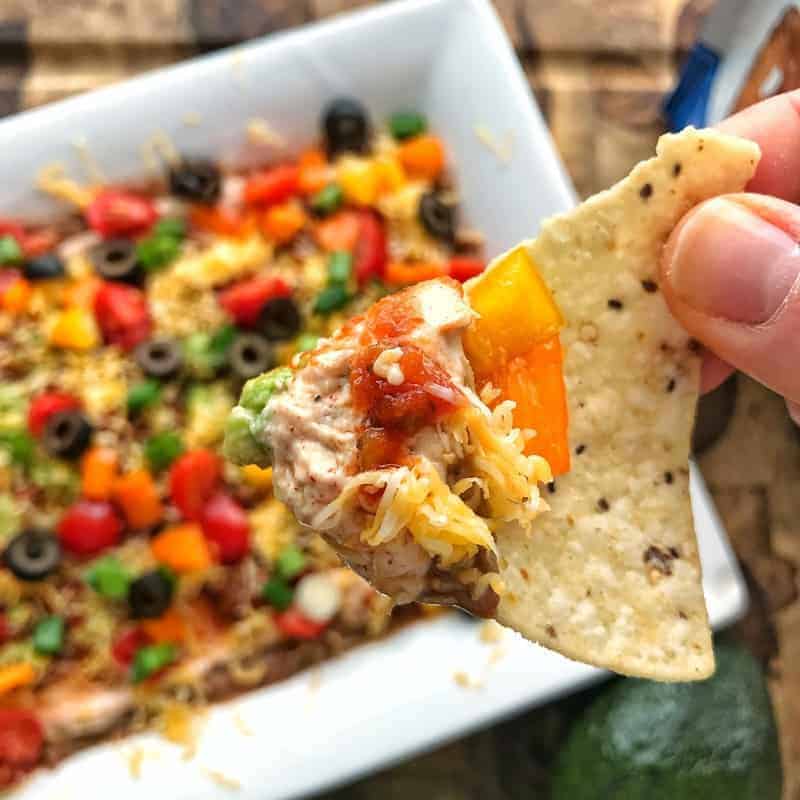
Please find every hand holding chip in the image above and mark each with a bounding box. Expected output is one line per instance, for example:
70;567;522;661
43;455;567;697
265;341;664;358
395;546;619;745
661;89;800;424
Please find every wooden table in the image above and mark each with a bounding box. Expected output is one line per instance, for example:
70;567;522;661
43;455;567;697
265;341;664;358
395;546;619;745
1;2;798;797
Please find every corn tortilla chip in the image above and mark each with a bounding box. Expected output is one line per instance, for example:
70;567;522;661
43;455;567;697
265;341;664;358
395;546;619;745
494;127;760;681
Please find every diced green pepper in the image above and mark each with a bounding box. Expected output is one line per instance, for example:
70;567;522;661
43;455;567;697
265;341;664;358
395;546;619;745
276;546;305;579
311;184;344;216
295;333;319;353
239;367;293;414
144;431;184;472
183;325;236;379
389;111;427;141
85;556;130;600
131;642;177;683
314;283;350;314
327;251;352;285
153;218;186;240
0;430;34;468
262;575;293;610
0;236;22;265
33;616;65;655
136;218;186;271
127;379;162;414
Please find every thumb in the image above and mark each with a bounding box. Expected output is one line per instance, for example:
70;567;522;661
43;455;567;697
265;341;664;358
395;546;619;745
661;193;800;404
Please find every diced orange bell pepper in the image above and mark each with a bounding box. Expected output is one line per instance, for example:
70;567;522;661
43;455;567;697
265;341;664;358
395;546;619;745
374;155;406;194
151;523;213;573
114;469;163;529
464;246;564;379
384;260;449;286
260;201;307;245
0;663;36;697
49;307;100;350
298;149;332;196
397;134;446;180
484;337;570;476
313;211;361;252
189;205;256;239
81;447;119;501
241;464;273;490
63;277;102;309
338;157;381;206
1;277;32;314
140;608;186;644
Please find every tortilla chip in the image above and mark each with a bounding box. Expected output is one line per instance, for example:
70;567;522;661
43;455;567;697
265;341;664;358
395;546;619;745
493;128;760;681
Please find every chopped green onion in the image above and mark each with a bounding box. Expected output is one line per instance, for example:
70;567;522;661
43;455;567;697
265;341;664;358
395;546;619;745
85;556;130;600
314;284;350;314
389;111;427;141
127;379;162;414
144;431;184;472
0;430;34;468
276;546;306;579
33;616;65;655
327;251;352;285
262;576;293;610
0;236;23;265
295;333;319;353
131;642;177;683
311;184;344;216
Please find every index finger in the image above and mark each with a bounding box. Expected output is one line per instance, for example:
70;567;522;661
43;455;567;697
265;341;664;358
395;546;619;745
718;89;800;201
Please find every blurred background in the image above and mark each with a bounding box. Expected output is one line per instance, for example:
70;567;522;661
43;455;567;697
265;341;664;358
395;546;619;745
0;1;797;798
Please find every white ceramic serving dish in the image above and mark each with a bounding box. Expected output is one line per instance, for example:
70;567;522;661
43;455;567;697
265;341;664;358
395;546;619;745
1;0;747;797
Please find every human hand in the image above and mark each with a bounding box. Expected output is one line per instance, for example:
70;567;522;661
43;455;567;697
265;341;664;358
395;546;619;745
660;90;800;424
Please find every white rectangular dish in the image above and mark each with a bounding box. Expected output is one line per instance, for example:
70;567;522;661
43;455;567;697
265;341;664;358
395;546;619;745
2;0;747;797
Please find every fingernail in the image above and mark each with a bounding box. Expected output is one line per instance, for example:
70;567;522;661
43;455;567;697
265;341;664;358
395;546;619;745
666;198;800;324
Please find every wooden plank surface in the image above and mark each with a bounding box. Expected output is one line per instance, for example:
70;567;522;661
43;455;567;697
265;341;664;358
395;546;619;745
0;1;798;797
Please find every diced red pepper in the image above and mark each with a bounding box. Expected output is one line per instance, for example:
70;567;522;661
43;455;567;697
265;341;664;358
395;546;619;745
85;189;158;238
169;449;222;521
243;165;300;206
448;257;485;282
112;627;151;668
28;392;82;437
201;492;251;564
93;281;151;351
218;275;292;327
0;709;44;782
354;211;387;284
0;220;27;249
0;269;21;297
21;229;59;259
58;499;123;557
275;607;327;640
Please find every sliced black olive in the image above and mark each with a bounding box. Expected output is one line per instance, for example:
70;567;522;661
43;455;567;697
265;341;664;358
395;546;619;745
129;570;174;619
42;410;93;459
168;160;222;205
135;338;183;379
230;333;275;379
90;239;141;283
258;296;302;341
418;191;456;242
23;253;66;281
323;97;369;157
3;530;62;581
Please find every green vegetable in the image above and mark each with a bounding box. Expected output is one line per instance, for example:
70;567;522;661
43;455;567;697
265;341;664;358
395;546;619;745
0;235;22;265
327;251;352;285
0;429;34;468
311;184;344;216
276;546;305;579
239;367;293;414
314;283;350;314
136;218;186;270
389;111;427;141
262;575;293;610
183;325;237;379
33;616;65;655
85;556;130;600
144;431;184;471
132;642;177;683
127;379;162;413
295;333;319;353
552;641;782;800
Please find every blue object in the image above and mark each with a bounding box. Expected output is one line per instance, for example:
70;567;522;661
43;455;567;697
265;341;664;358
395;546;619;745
663;42;721;131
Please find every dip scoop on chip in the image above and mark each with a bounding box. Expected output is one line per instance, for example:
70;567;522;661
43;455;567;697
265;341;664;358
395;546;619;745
225;127;760;681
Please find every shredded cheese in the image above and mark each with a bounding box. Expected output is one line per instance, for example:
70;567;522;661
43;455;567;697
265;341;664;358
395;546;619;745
372;347;405;385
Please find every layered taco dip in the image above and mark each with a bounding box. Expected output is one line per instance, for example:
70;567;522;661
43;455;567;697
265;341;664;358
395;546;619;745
0;99;483;789
228;126;761;684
